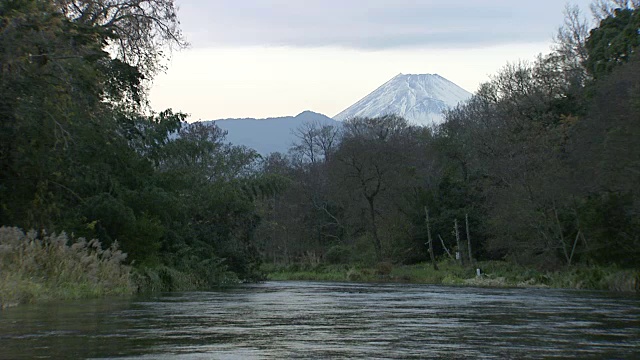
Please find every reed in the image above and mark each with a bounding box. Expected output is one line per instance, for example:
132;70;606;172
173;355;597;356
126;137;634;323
0;227;134;308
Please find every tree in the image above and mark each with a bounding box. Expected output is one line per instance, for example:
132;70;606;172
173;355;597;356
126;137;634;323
0;0;185;232
585;5;640;78
437;55;589;266
332;115;418;261
569;53;640;267
590;0;639;20
0;0;118;229
553;4;591;88
555;4;590;65
290;120;340;165
53;0;187;78
0;0;271;285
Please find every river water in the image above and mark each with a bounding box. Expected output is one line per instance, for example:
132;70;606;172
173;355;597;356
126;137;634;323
0;281;638;359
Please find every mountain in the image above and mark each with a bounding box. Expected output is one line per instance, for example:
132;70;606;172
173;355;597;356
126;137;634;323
200;111;339;155
334;73;473;126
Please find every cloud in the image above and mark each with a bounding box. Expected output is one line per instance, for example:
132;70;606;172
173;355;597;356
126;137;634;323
177;0;594;49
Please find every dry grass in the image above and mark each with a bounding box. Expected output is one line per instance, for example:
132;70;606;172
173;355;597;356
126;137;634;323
0;227;134;308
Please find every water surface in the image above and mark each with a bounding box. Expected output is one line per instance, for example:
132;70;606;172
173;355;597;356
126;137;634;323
1;281;639;359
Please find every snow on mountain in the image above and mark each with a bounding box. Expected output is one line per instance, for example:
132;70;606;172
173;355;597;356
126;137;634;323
199;111;339;155
334;73;473;126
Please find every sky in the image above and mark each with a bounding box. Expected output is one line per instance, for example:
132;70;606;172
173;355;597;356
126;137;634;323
148;0;595;122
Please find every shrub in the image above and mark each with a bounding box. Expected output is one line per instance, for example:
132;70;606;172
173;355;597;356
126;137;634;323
375;261;393;276
547;266;640;292
325;245;352;264
604;270;640;292
346;268;363;281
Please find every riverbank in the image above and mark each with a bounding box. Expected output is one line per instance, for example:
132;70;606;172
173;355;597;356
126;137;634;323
2;221;637;310
263;261;640;292
0;226;249;309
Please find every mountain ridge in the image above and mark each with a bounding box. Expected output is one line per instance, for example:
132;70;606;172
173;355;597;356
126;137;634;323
198;111;339;155
210;110;326;122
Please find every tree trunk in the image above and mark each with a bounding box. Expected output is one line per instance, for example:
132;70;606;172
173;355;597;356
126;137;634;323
455;218;464;265
438;234;453;259
465;213;473;263
553;205;571;265
425;207;438;270
368;197;382;260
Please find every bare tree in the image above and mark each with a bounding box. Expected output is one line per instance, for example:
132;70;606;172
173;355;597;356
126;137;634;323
314;123;341;162
290;121;340;165
552;4;591;86
555;4;590;64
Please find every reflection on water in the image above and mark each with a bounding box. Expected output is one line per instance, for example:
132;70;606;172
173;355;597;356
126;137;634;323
0;282;639;359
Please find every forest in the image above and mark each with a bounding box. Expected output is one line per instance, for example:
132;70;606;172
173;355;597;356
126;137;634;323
1;0;639;303
258;1;640;274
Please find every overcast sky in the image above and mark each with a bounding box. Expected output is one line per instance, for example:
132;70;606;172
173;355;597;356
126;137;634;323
149;0;595;121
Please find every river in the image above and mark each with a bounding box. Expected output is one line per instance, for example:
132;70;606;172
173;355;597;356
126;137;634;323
1;281;638;359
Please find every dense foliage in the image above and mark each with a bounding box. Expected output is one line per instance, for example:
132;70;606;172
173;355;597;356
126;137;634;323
0;0;273;288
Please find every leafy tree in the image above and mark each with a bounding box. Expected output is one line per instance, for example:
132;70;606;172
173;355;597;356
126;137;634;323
570;52;640;267
586;6;640;78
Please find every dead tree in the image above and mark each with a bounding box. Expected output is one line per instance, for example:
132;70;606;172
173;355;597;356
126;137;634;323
425;207;438;270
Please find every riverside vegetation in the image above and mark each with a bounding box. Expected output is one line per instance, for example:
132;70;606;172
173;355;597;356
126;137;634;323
1;0;639;308
0;227;132;308
264;261;640;292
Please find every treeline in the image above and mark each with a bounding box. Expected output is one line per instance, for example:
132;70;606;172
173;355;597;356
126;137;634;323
0;0;281;287
257;2;640;270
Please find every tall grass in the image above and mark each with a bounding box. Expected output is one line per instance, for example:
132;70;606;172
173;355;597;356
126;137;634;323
132;263;240;293
0;227;134;308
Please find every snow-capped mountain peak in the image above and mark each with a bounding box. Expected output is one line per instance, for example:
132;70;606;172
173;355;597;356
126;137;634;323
334;73;472;126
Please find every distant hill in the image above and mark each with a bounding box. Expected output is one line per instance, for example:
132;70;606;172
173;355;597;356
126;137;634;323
334;73;472;126
199;111;339;155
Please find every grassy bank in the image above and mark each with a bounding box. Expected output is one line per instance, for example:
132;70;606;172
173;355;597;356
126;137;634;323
0;227;134;309
263;260;640;292
0;226;246;309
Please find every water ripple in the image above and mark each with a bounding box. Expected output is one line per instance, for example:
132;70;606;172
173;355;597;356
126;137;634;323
0;282;638;359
